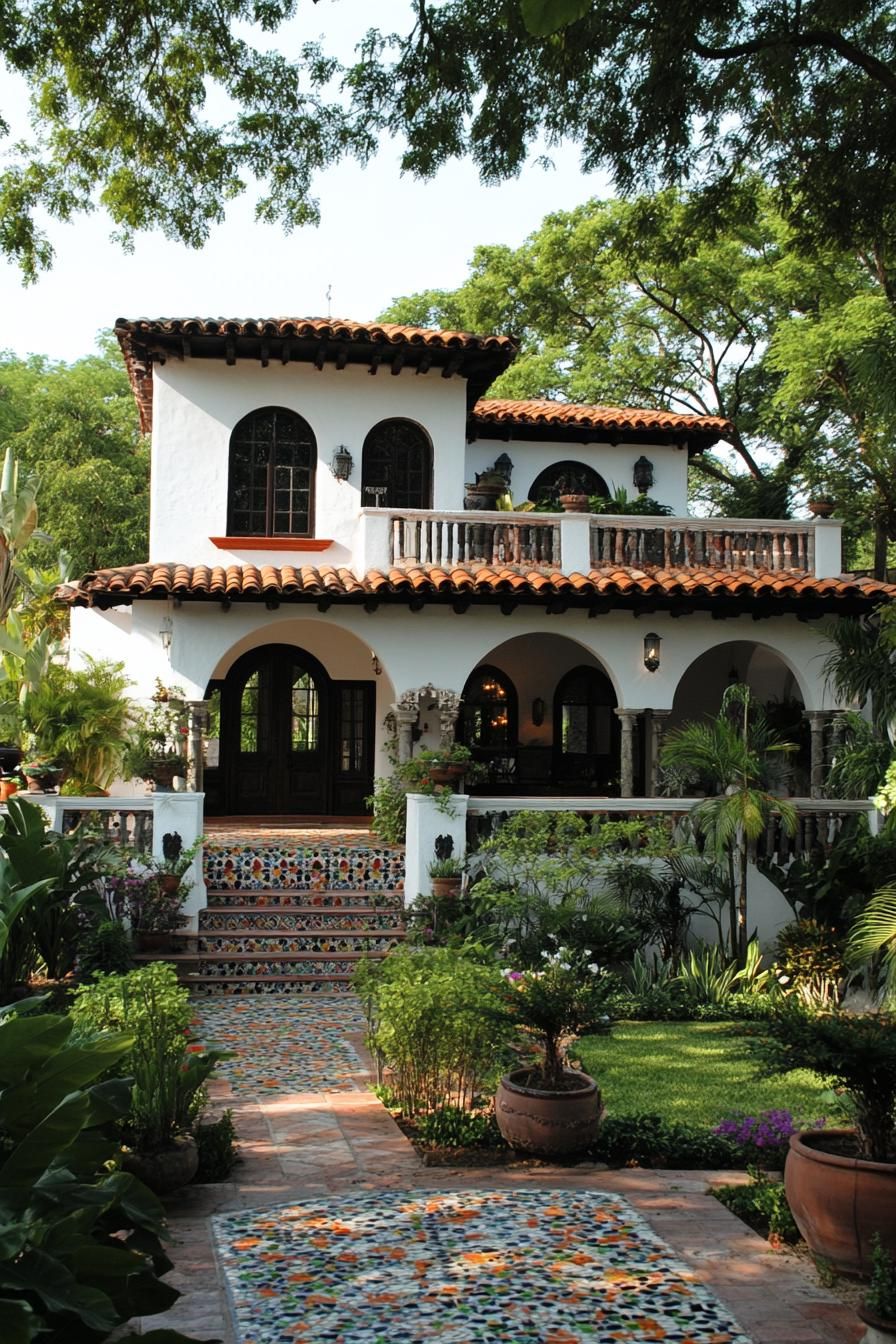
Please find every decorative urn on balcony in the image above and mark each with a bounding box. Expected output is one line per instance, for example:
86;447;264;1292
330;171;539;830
464;464;510;510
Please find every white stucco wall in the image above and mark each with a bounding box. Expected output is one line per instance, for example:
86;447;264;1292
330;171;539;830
70;597;843;727
149;359;469;564
464;438;689;514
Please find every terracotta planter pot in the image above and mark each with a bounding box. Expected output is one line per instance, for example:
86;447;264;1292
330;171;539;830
808;500;835;518
495;1068;601;1158
0;779;18;803
559;493;590;513
858;1304;896;1340
464;484;504;511
428;764;465;785
785;1129;896;1275
24;770;62;793
135;929;176;954
430;876;462;899
122;1135;199;1194
149;760;181;790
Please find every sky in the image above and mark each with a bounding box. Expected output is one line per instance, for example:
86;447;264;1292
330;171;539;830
0;1;611;364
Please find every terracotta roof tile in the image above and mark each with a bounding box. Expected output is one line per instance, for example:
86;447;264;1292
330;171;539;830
116;316;517;352
472;398;733;438
59;561;896;613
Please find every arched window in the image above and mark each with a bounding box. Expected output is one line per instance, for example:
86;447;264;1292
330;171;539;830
361;419;433;509
460;665;517;752
554;664;619;792
227;407;316;536
528;460;608;506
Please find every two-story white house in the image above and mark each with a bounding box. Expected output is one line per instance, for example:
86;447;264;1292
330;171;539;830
62;316;894;823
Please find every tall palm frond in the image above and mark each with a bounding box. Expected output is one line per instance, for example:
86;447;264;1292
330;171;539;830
821;615;896;734
846;884;896;1004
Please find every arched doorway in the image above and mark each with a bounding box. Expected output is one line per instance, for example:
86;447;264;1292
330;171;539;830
458;664;518;781
554;665;620;793
209;644;375;815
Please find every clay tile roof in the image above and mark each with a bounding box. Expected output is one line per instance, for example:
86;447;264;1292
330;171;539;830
471;398;733;444
58;562;896;614
115;317;520;433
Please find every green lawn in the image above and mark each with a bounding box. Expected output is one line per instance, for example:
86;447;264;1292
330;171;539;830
576;1021;833;1128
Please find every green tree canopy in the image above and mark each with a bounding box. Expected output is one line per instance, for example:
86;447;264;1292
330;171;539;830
1;1;895;277
383;186;896;569
0;338;148;574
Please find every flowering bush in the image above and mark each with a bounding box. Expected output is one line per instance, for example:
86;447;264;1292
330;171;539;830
713;1108;826;1168
496;944;615;1088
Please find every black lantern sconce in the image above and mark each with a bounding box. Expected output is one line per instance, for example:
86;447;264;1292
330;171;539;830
531;696;545;727
643;632;661;672
633;455;654;495
494;452;514;487
331;444;354;481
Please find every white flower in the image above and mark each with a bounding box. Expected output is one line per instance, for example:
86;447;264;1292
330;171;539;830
559;961;571;971
777;974;790;985
588;963;600;974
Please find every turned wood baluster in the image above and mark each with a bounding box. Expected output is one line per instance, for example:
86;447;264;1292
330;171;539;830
771;532;782;570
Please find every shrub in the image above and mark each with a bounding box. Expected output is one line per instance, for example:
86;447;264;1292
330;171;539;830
866;1233;896;1320
711;1169;800;1243
70;962;228;1150
742;1008;896;1161
0;998;197;1342
355;945;514;1116
194;1108;240;1181
713;1108;826;1170
365;775;407;845
414;1105;504;1149
774;919;845;1008
79;918;134;977
591;1112;739;1168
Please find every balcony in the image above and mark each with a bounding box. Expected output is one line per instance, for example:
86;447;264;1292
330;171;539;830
354;509;843;578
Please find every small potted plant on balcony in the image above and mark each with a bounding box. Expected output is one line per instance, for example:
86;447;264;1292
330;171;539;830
21;758;64;792
398;743;476;788
493;946;612;1157
464;467;510;510
428;856;464;900
807;493;836;518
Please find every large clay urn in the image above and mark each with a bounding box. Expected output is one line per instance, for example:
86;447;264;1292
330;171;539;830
785;1129;896;1275
495;1068;601;1158
122;1135;199;1195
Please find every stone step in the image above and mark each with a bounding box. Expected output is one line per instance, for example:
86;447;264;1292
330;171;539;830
204;888;405;910
188;975;357;995
196;932;403;955
199;907;403;932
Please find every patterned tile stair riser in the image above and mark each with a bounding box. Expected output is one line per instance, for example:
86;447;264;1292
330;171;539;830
190;832;406;993
200;910;401;932
213;1188;752;1344
190;996;369;1093
198;934;401;955
203;839;405;894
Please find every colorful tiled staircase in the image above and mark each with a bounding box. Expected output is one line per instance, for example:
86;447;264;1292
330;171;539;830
144;828;406;994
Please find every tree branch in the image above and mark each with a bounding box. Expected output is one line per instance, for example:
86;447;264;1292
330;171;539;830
690;28;896;95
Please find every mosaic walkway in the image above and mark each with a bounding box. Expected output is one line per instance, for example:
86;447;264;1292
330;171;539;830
215;1188;751;1343
191;995;369;1094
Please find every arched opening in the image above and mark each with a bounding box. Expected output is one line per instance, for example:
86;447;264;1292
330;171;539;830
458;634;621;795
553;665;620;794
528;460;608;506
227;406;317;536
670;641;808;795
361;418;433;509
205;643;375;816
458;665;518;781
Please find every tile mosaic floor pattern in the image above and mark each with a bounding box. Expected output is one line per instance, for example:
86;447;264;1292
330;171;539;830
191;995;369;1095
214;1188;752;1343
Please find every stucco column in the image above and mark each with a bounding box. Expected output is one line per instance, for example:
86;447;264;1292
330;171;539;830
393;707;418;764
648;710;672;798
615;709;642;798
825;709;849;798
186;700;208;793
805;710;827;799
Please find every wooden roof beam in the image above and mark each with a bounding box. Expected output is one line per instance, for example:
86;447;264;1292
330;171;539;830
391;348;406;376
314;341;328;371
441;352;464;379
416;350;434;376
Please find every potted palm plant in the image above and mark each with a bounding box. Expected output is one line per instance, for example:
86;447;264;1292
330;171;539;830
122;680;188;790
493;945;612;1157
17;658;133;794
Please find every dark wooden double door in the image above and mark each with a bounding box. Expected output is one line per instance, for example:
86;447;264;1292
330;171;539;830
211;645;374;816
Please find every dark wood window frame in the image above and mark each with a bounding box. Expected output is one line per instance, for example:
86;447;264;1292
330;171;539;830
227;406;317;538
361;418;433;510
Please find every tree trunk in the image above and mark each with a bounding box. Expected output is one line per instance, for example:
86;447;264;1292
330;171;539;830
873;516;889;581
737;835;749;966
727;850;738;958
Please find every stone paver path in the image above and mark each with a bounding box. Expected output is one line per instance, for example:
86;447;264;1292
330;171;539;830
140;996;863;1344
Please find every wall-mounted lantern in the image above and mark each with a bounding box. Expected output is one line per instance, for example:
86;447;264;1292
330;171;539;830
159;615;173;653
531;696;545;727
643;632;661;672
331;444;354;480
633;455;654;495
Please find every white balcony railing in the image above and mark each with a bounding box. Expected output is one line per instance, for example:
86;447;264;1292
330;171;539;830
355;509;843;579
